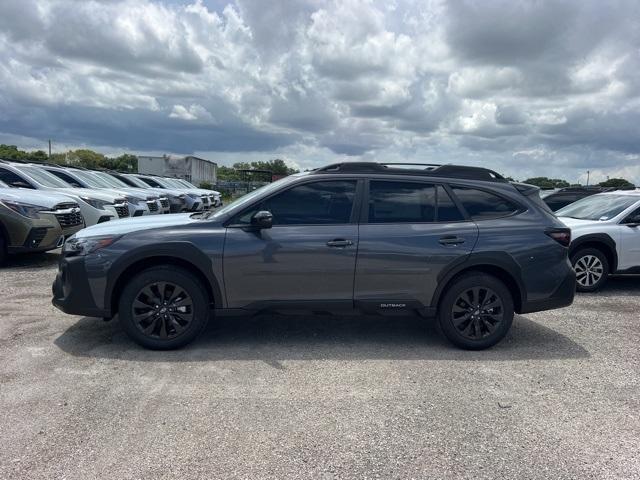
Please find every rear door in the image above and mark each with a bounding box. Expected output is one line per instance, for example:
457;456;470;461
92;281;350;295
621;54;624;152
354;180;478;312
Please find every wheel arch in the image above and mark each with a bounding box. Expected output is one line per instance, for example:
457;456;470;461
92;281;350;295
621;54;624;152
108;254;223;316
431;256;525;314
569;234;618;272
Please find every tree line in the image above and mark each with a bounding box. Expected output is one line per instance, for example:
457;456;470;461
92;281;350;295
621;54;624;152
0;144;633;187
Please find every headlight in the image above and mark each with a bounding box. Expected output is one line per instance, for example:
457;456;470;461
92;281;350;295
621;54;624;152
63;235;121;256
80;196;112;209
1;200;51;219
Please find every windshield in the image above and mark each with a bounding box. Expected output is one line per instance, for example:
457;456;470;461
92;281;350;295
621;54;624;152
161;177;184;188
93;171;130;188
116;174;148;188
209;175;300;219
21;166;71;188
177;179;197;188
71;170;111;188
557;194;639;220
138;176;164;188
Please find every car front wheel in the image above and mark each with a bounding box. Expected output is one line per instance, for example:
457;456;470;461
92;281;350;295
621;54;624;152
118;266;209;349
571;248;609;292
438;273;514;350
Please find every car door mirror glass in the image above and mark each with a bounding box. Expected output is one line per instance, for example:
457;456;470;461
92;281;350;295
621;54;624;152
251;210;273;229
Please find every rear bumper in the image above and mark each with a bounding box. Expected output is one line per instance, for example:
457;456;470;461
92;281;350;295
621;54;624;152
520;268;576;314
52;255;109;318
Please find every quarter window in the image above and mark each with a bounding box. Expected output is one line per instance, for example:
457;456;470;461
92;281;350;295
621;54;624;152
451;186;521;220
241;180;357;225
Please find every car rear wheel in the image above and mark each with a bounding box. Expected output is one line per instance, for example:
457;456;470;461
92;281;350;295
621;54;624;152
118;266;209;349
438;273;514;350
571;248;609;292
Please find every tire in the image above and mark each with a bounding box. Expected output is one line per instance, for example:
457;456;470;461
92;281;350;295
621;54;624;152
118;266;210;349
571;247;609;292
438;273;514;350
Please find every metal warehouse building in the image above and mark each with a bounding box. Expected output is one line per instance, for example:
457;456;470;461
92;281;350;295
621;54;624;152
137;155;217;185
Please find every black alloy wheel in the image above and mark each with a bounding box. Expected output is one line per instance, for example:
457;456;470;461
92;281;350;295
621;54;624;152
132;282;194;340
119;266;209;349
438;273;514;350
451;286;504;340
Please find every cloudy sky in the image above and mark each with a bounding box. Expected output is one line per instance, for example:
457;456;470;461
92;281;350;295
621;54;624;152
1;0;639;183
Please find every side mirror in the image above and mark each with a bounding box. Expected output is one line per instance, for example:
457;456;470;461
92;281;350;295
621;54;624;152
250;210;273;229
623;215;640;227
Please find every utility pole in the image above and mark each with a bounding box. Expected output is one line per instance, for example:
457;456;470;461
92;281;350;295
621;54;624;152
48;139;51;159
586;170;590;186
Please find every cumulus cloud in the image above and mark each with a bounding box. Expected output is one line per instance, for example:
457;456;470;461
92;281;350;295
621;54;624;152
0;0;639;182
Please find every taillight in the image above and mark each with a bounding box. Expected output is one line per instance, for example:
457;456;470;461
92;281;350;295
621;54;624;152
545;228;571;247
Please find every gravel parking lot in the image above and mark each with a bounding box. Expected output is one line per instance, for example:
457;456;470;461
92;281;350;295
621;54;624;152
1;251;639;479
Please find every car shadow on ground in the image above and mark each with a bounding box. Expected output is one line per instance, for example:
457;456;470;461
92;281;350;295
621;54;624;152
55;313;590;364
2;250;60;269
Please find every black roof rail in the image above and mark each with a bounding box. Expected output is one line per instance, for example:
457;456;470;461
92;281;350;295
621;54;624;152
312;162;507;182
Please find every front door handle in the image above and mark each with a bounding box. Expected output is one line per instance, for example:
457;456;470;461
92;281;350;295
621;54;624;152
439;236;465;246
326;239;354;248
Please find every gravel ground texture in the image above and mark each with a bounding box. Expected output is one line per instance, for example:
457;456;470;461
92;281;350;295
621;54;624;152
1;251;639;480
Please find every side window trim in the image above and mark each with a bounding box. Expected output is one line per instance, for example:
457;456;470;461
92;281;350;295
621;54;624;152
226;178;363;227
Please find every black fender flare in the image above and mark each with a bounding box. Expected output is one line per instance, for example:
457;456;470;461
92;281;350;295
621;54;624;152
569;233;618;271
105;241;223;309
430;252;526;310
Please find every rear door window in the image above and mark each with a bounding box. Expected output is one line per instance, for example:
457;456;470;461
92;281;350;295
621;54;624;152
451;186;521;220
367;181;465;223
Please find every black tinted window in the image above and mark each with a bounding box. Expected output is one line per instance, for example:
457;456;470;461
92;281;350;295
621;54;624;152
437;186;465;222
0;168;34;189
451;186;521;220
369;181;436;223
261;181;356;225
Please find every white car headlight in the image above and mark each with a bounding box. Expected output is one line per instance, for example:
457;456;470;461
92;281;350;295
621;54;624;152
80;196;112;210
63;235;121;256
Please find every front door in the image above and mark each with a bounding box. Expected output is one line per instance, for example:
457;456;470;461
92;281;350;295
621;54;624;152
354;181;478;311
618;206;640;270
223;179;360;309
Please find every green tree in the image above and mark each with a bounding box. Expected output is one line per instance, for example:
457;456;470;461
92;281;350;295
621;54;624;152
217;159;298;181
199;180;213;189
524;177;570;189
0;144;28;161
598;178;635;189
111;154;138;172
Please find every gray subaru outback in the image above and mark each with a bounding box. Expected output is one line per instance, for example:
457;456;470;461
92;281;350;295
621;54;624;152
52;162;576;350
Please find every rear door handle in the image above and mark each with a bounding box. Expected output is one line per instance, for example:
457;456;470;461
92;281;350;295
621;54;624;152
439;236;465;246
326;239;354;248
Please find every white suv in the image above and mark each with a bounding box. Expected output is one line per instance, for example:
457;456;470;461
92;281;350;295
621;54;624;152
557;190;640;291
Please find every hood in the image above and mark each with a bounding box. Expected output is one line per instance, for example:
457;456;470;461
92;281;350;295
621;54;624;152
51;187;125;202
75;212;197;239
0;187;79;209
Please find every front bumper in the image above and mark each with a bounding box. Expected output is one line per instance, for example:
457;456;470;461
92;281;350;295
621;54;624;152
52;255;109;318
520;267;576;314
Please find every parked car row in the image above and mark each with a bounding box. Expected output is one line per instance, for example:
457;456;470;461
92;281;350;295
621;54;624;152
0;159;222;263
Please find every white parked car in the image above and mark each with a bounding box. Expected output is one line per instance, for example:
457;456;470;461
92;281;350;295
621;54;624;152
557;190;640;291
0;161;130;226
